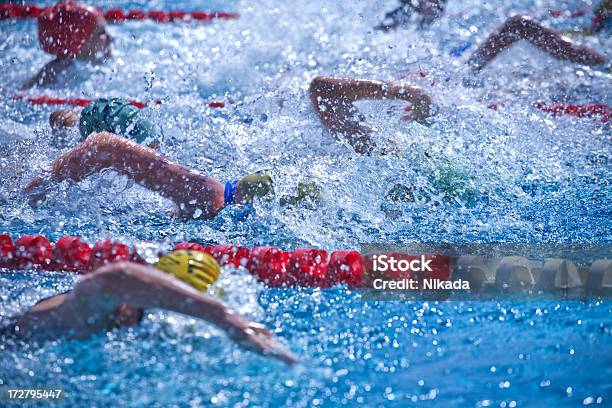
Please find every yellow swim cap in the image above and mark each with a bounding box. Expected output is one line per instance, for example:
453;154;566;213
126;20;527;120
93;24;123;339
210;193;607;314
155;250;221;292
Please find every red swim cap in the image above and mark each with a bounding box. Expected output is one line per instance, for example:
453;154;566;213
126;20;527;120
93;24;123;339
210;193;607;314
37;1;104;57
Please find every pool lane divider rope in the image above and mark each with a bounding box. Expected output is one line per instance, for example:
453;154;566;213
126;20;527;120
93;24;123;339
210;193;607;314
3;4;588;23
533;102;611;123
0;4;239;23
487;102;610;123
402;69;611;123
0;234;363;288
1;234;610;294
11;95;225;109
15;93;608;123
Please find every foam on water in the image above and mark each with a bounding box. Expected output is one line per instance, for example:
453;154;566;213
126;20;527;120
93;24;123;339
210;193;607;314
0;0;610;406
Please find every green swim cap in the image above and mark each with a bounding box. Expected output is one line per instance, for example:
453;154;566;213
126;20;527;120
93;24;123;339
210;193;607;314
79;98;156;143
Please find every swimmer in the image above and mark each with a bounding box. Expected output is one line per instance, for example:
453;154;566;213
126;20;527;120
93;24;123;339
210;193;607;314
376;0;447;31
1;252;297;365
309;76;432;154
49;97;157;147
467;15;607;72
313;7;608;153
25;95;321;218
24;131;274;220
21;1;111;89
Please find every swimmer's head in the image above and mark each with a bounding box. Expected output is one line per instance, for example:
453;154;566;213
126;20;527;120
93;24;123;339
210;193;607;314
155;250;221;292
38;1;111;60
79;98;156;143
235;170;274;204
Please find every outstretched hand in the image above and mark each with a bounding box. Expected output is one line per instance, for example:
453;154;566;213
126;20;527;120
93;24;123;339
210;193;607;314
386;81;431;124
225;313;298;365
23;173;53;207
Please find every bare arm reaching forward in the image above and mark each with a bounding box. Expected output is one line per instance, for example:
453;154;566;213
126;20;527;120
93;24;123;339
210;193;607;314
16;262;298;364
467;16;606;71
309;76;431;154
24;132;225;219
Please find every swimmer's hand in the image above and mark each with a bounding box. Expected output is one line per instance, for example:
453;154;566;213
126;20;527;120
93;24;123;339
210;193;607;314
235;171;274;204
49;109;80;130
333;119;376;154
280;181;323;207
387;82;431;124
24;172;54;207
401;105;422;122
224;314;298;365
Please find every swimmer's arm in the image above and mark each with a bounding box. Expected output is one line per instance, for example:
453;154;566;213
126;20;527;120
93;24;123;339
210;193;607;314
309;77;432;153
467;16;606;71
310;77;430;116
16;262;297;364
25;132;225;219
310;77;380;154
19;58;75;90
310;77;388;103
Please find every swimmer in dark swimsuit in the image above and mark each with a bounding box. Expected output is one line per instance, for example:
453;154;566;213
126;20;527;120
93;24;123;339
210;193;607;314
1;261;297;364
376;0;447;31
21;1;112;89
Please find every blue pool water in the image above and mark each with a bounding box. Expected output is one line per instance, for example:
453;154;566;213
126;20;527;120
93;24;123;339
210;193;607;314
1;0;611;406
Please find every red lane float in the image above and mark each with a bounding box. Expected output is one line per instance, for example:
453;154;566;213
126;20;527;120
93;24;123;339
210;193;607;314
2;234;372;288
487;102;505;110
91;240;131;270
0;4;43;20
173;242;206;252
12;95;225;109
54;236;92;270
206;245;250;268
0;4;239;23
328;250;363;288
547;7;589;18
286;249;329;287
0;234;15;267
485;102;611;123
247;246;289;287
534;102;611;123
14;235;54;268
15;95;608;123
